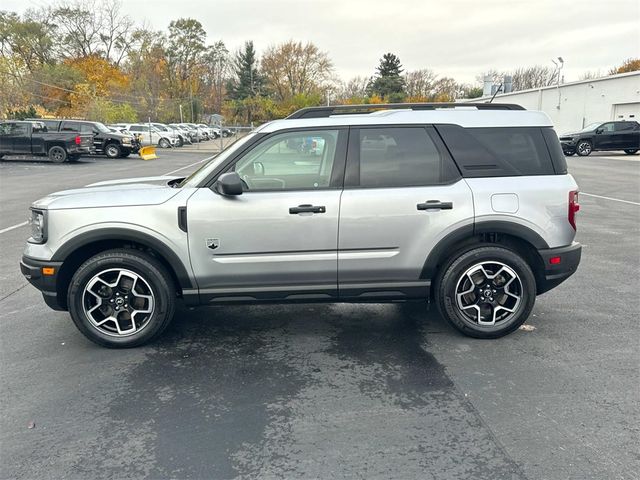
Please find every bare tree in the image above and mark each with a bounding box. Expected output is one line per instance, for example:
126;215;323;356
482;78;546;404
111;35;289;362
52;0;135;65
404;69;436;98
261;41;333;101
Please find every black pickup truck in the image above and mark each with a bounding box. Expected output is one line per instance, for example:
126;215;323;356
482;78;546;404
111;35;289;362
27;118;134;158
0;121;93;163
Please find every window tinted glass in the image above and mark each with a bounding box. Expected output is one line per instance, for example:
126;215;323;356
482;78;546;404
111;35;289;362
9;123;29;135
614;122;637;131
600;123;614;132
438;126;555;177
0;123;12;135
358;127;458;187
61;122;80;132
234;130;340;191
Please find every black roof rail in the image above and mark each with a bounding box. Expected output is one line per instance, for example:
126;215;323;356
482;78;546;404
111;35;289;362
286;102;526;119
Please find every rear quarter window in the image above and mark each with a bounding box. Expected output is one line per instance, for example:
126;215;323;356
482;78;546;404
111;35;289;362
436;125;556;177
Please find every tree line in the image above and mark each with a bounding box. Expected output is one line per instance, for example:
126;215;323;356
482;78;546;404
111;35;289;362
1;1;638;124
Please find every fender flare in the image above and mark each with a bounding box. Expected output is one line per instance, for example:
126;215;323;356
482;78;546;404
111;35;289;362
51;227;194;289
421;221;549;279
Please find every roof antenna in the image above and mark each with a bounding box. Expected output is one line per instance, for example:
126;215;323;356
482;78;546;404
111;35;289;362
488;83;503;103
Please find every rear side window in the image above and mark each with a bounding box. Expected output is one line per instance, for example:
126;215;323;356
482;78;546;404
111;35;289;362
61;122;80;133
436;125;555;177
614;122;639;131
354;127;460;188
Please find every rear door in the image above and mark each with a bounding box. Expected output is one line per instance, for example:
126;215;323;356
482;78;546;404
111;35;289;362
613;121;640;150
186;128;347;303
337;126;473;300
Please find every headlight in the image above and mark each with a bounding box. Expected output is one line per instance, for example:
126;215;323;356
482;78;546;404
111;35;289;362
28;209;47;244
122;137;132;144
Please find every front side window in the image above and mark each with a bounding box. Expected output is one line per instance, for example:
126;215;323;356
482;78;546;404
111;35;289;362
357;127;458;188
9;123;29;135
599;123;614;133
234;130;340;191
0;123;13;135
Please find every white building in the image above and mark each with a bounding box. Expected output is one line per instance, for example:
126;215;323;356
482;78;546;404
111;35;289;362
464;71;640;134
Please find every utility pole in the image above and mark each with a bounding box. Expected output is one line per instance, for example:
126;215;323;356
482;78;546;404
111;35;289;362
179;104;183;123
190;83;195;122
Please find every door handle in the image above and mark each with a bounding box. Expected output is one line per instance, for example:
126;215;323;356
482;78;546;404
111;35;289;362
417;200;453;211
289;204;326;214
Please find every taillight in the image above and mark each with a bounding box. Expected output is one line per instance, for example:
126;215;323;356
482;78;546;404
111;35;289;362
568;190;580;230
75;135;82;145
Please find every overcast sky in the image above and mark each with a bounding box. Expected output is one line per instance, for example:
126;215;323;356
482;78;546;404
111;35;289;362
4;0;639;84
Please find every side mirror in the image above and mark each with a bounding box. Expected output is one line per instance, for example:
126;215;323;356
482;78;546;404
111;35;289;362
213;172;243;196
595;128;603;134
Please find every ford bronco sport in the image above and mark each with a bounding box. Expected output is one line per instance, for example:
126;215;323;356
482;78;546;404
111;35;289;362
21;103;582;347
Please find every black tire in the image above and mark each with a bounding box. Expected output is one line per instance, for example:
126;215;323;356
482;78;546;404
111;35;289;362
48;146;67;163
176;137;184;147
158;138;170;148
67;249;175;348
434;245;536;339
104;143;121;158
576;140;592;156
624;149;638;155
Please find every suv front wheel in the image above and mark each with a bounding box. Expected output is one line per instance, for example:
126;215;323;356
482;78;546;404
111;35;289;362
67;249;175;348
576;140;592;156
435;246;536;338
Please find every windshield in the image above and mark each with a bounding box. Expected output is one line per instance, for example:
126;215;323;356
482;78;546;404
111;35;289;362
580;122;602;132
180;133;257;187
94;122;111;133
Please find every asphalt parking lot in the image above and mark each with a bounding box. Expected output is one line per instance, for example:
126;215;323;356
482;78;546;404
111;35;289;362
0;151;638;479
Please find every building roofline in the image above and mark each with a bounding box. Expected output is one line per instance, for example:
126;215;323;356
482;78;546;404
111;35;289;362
465;70;640;102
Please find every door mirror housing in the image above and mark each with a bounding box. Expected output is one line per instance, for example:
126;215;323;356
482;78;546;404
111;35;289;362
213;172;243;196
595;128;603;134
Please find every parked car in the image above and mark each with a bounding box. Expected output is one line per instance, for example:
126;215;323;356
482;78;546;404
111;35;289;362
26;118;134;158
560;120;640;156
20;102;582;347
0;120;93;163
121;124;178;148
185;123;211;140
198;123;219;139
169;124;198;143
151;123;185;147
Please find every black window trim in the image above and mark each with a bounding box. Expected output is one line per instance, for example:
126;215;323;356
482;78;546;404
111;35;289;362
344;124;462;189
203;126;349;193
435;123;558;178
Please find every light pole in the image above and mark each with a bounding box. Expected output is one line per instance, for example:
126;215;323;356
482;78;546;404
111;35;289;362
552;57;564;109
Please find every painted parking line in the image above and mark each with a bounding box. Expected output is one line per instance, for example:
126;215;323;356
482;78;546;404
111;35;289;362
0;221;28;234
163;154;217;176
581;192;640;206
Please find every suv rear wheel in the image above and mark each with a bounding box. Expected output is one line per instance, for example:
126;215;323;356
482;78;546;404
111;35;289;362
67;249;175;348
624;149;638;155
435;246;536;338
576;140;592;156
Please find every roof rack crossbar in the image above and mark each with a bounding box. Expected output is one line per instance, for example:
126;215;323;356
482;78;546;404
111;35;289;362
286;102;525;119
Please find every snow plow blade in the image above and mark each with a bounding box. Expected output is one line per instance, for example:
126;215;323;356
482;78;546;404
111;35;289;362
139;146;158;160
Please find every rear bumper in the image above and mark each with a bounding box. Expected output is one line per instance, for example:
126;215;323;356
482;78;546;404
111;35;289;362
536;242;582;294
20;256;66;311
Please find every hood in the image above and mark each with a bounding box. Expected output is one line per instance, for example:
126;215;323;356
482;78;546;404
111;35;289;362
33;175;182;210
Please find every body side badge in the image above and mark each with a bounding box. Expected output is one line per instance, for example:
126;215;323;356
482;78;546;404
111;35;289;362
206;238;220;250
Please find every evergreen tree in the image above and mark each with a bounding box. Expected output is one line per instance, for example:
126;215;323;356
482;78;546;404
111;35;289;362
368;53;406;100
228;41;263;101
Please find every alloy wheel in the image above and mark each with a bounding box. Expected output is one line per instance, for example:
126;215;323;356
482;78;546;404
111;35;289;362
82;268;155;337
455;261;522;326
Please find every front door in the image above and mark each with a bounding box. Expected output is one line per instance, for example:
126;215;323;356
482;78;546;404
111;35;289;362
338;126;474;300
187;128;347;303
594;122;615;149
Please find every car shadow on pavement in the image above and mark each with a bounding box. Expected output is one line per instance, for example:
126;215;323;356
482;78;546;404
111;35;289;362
86;302;523;479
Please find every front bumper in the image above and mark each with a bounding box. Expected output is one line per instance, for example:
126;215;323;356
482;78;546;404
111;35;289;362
536;242;582;294
20;256;65;311
560;139;578;153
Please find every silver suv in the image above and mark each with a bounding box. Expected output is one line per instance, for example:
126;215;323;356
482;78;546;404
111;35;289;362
21;103;582;348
